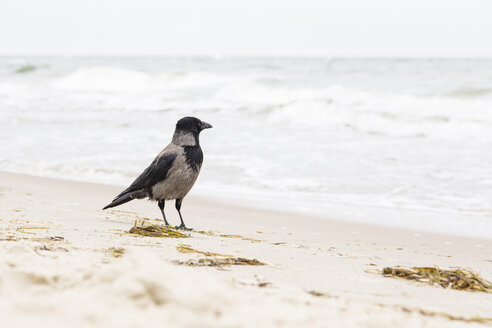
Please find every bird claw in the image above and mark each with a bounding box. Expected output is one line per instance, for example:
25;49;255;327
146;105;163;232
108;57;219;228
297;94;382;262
175;225;193;231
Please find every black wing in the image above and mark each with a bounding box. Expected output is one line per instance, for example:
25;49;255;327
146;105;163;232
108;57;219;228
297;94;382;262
119;153;177;197
103;153;177;210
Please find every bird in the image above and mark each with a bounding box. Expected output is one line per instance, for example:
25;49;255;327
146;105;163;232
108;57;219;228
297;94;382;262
102;116;212;230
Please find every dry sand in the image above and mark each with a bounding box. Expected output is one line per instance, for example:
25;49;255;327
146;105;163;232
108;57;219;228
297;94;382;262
0;171;491;327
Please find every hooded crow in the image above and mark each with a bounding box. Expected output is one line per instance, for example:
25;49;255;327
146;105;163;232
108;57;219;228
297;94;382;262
102;116;212;230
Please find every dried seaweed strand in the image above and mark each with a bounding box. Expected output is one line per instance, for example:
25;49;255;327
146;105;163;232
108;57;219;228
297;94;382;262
106;247;125;258
175;257;266;267
176;244;232;257
194;230;261;242
128;221;188;238
382;266;492;293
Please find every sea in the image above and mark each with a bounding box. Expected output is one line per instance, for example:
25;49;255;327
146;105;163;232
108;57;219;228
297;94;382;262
1;56;491;237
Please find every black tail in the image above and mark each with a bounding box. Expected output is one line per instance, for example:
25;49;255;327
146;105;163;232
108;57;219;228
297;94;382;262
102;189;146;210
102;193;133;210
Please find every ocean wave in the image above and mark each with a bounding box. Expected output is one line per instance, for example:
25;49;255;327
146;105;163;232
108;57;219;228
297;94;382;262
51;67;242;92
266;96;491;136
52;67;151;91
211;83;492;140
446;87;492;97
6;67;492;141
150;71;240;90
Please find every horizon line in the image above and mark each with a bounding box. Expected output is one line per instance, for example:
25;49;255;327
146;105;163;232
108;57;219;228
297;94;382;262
1;54;492;59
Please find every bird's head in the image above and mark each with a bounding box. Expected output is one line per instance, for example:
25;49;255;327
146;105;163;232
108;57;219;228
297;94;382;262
176;117;213;134
173;116;212;146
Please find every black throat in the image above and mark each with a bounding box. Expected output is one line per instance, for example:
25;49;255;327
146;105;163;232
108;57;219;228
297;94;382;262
183;144;203;172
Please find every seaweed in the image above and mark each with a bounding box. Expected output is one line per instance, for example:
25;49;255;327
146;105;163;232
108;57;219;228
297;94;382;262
128;220;188;238
175;243;266;268
308;290;332;298
220;234;261;242
48;236;64;241
34;245;69;253
0;235;18;241
194;230;261;242
16;226;49;235
30;236;65;243
382;266;492;293
175;257;266;267
176;244;232;257
106;247;126;258
107;209;139;216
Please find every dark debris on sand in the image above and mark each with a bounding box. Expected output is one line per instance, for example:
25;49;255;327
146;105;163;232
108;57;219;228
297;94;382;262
128;221;188;238
382;266;492;293
175;257;266;267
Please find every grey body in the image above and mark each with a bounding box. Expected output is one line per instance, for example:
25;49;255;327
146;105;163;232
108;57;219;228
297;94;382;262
102;117;212;230
150;138;200;201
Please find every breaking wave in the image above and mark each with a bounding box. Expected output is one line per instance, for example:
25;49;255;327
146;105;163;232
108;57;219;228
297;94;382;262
2;63;492;142
51;67;241;91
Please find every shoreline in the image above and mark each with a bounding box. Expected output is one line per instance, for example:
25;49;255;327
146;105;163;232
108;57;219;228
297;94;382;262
3;170;491;242
1;170;491;327
3;166;490;239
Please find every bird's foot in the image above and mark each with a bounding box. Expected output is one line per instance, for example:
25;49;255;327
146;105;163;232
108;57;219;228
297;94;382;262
175;224;193;231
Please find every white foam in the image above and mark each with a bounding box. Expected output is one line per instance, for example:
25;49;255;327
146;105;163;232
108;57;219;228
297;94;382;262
53;67;150;91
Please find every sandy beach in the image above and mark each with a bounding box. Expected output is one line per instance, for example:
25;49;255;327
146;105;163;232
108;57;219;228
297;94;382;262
0;170;491;327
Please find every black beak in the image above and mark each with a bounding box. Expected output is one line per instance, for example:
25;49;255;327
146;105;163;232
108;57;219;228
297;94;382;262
200;121;213;130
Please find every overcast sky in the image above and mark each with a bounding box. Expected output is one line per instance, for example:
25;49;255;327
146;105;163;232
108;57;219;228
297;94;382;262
0;0;491;57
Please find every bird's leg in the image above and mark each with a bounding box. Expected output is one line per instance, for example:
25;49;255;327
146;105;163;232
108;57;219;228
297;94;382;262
174;198;192;230
158;200;170;226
